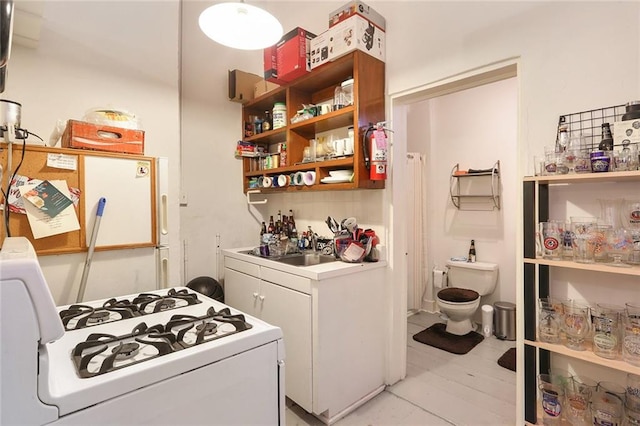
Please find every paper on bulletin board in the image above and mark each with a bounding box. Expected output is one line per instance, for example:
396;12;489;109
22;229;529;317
19;180;80;239
8;174;80;214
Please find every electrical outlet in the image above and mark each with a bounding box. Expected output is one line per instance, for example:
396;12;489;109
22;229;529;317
179;191;188;206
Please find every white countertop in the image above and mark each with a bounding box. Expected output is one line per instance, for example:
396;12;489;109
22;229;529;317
222;247;387;281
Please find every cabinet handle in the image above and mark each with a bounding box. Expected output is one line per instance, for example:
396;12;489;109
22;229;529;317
259;295;265;302
253;292;259;299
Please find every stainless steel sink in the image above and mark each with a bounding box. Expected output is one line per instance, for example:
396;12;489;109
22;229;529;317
273;253;337;266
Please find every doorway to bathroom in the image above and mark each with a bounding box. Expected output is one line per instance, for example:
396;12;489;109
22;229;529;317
387;60;519;384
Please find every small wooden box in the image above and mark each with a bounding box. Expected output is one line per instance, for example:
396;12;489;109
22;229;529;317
61;120;145;155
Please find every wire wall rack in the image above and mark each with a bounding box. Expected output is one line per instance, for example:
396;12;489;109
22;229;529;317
556;103;627;150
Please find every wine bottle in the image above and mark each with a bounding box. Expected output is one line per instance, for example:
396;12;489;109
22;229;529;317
268;216;275;233
598;123;614;151
468;240;476;263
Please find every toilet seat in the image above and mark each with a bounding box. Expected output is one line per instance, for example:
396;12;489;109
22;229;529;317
437;287;479;303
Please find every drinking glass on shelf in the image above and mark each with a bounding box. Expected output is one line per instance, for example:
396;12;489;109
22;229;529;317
627;373;640;412
538;297;563;344
570;217;598;264
538;374;565;425
592;303;623;359
541;221;563;260
590;390;624;426
623;303;640;366
561;301;591;351
566;375;597;425
605;228;634;268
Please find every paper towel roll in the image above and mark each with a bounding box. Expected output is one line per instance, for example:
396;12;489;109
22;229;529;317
433;268;445;288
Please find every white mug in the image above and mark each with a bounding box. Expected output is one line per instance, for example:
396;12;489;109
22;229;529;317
277;174;289;187
263;176;273;188
333;138;346;156
344;137;354;155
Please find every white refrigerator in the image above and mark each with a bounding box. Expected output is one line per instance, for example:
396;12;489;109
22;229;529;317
38;156;171;305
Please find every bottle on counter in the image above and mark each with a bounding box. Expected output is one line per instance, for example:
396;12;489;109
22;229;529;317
598;123;614;151
260;221;267;236
468;240;476;263
268;216;275;233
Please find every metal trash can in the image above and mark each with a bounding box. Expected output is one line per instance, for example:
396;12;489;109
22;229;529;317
493;301;516;341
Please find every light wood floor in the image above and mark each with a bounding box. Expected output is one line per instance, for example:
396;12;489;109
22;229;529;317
286;311;517;425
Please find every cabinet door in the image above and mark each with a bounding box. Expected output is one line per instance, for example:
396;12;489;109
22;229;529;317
224;268;261;317
260;280;313;413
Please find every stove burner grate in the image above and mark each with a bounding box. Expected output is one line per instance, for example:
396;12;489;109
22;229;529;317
60;289;202;331
72;306;252;378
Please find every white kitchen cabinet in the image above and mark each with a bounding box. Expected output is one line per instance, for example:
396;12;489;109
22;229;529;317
521;170;640;424
224;263;312;410
223;250;386;424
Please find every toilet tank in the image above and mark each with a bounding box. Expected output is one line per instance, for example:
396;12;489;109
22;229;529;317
445;260;499;296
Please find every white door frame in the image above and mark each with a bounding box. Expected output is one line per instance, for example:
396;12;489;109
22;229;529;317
385;59;520;391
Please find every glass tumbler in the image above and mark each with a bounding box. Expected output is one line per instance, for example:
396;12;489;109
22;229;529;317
570;217;598;264
539;374;565;425
562;301;591;351
592;303;623;359
538;297;562;344
566;375;597;425
623;303;640;366
627;373;640;413
541;221;563;260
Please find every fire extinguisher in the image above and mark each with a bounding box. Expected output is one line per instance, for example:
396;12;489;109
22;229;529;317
362;122;388;180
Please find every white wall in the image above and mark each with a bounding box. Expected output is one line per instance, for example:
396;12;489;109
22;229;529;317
406;78;518;315
4;1;181;304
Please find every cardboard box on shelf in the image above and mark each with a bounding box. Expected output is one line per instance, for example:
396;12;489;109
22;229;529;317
329;1;386;30
310;14;385;70
254;80;280;98
228;69;263;104
61;120;145;155
614;119;640;147
264;27;316;84
275;27;316;82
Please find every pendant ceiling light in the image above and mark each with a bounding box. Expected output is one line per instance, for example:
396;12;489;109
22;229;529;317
199;1;283;50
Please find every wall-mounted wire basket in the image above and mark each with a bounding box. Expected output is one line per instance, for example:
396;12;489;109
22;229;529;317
556;103;627;150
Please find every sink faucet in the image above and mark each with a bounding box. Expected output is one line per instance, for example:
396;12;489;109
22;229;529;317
308;226;318;252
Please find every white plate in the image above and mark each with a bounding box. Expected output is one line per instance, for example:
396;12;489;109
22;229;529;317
329;169;353;177
321;176;352;184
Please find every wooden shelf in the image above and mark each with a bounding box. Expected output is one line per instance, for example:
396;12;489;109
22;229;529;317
521;166;640;425
524;257;640;276
240;51;385;193
523;169;640;184
525;340;640;375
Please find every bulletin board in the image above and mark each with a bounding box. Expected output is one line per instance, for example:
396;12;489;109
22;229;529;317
0;143;157;255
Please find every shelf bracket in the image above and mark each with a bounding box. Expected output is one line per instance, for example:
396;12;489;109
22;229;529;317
246;190;267;205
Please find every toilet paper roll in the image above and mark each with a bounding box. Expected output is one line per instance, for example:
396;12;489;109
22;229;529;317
433;268;445;288
482;304;494;337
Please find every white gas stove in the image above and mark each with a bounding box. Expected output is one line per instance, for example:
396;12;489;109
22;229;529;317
0;237;285;425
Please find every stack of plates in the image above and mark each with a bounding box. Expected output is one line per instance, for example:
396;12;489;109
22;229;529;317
321;169;353;184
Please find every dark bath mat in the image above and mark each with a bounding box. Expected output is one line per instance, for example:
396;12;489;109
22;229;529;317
498;347;516;372
412;323;484;355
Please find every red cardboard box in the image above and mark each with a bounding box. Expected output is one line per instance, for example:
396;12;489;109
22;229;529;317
264;27;315;84
61;120;145;155
263;45;286;85
277;27;315;82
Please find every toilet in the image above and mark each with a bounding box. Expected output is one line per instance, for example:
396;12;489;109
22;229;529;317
436;260;499;335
